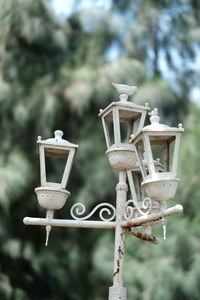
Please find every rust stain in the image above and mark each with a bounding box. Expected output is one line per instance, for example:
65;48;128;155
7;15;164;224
125;227;159;244
117;259;120;267
113;267;119;277
124;216;163;227
118;246;124;258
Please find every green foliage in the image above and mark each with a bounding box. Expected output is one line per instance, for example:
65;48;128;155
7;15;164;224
0;149;32;209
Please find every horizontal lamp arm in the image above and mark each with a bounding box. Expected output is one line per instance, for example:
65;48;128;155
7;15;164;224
23;217;116;229
122;204;183;228
23;205;183;231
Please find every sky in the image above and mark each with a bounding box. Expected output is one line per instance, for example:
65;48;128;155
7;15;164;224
50;0;112;17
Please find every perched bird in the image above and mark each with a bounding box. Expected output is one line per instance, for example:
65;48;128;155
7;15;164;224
112;83;138;96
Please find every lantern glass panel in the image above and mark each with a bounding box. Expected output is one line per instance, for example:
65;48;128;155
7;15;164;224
135;140;147;178
118;107;145;138
132;118;140;135
45;149;69;184
118;107;142;122
40;143;75;189
120;121;129;143
102;105;148;148
147;134;177;175
103;117;114;147
151;145;164;171
169;139;175;171
130;171;144;202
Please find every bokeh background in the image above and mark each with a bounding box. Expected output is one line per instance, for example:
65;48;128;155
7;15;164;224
0;0;200;299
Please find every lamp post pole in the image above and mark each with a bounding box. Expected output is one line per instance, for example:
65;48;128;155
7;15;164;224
109;171;128;300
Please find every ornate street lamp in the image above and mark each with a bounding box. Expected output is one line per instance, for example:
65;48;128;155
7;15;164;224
35;130;78;245
98;83;150;170
24;84;184;300
127;108;184;239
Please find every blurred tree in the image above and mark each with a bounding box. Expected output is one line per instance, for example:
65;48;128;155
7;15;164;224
0;0;199;299
113;0;200;122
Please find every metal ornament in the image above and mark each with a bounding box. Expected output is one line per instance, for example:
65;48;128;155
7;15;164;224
70;202;116;221
24;84;184;300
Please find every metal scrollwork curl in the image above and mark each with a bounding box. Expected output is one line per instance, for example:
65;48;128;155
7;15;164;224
123;197;152;220
70;203;116;222
123;200;135;220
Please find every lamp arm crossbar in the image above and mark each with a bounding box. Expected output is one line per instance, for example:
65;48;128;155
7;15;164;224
122;204;183;228
24;204;183;230
23;217;116;229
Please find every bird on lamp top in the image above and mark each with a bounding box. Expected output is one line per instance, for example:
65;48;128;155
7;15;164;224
112;83;138;96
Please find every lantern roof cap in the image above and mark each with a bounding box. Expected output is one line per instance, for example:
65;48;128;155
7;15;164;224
99;83;150;117
142;108;184;132
37;130;78;148
98;101;150;117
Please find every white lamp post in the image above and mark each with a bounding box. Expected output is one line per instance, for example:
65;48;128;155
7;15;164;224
24;84;184;300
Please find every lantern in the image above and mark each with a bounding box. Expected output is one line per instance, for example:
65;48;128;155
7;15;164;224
131;108;184;202
35;130;78;245
98;83;150;170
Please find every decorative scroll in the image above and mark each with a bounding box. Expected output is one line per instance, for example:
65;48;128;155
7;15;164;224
70;203;116;222
123;197;152;220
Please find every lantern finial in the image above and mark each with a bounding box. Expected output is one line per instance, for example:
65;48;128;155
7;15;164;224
54;130;64;140
45;209;54;246
178;123;183;129
149;108;160;124
45;225;51;246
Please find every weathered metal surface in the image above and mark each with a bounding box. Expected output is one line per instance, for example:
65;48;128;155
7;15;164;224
142;177;180;202
125;227;160;244
106;144;137;170
122;204;183;228
109;171;127;300
35;186;70;210
109;286;127;300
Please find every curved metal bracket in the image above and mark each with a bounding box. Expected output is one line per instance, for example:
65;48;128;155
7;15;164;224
123;197;152;220
70;202;116;222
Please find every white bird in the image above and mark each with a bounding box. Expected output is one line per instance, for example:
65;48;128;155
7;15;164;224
112;83;138;96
